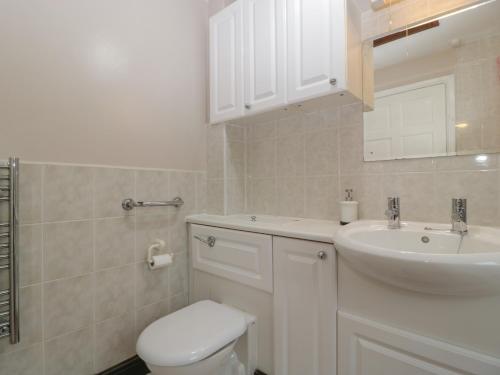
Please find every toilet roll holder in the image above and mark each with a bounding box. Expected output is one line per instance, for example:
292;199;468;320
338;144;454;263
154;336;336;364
147;240;173;270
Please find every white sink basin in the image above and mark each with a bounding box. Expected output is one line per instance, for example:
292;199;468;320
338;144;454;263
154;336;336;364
335;220;500;296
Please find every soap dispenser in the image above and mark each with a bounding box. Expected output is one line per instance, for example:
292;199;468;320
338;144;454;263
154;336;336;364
340;189;359;225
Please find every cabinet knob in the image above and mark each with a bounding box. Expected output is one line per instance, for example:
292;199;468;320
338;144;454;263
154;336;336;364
245;103;251;110
329;78;337;86
317;251;327;260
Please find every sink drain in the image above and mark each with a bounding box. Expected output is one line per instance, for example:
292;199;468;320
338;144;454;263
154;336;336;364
421;236;430;243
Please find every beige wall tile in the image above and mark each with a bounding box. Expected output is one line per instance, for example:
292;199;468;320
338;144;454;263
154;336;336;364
135;170;170;216
227;140;246;179
277;135;305;177
168;252;188;297
94;313;135;373
19;224;42;286
44;327;93;375
247;120;277;140
207;124;225;180
44;275;93;339
169;171;196;216
207;179;225;215
227;178;245;215
94;168;135;218
434;170;499;226
43;220;93;281
168;214;189;254
305;176;339;220
305;129;338;176
95;264;135;322
277;114;303;137
277;178;305;217
195;172;207;213
136;215;169;262
0;344;43;375
226;124;245;141
135;263;169;308
247;178;277;215
19;163;42;224
43;165;93;222
248;139;276;178
169;292;189;313
340;174;384;219
94;217;135;270
382;173;436;222
135;300;170;338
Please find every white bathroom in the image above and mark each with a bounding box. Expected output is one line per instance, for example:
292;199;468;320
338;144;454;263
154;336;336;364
1;0;500;374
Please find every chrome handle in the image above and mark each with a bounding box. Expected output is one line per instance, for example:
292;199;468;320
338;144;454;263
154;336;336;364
317;251;327;260
194;235;216;248
122;197;184;211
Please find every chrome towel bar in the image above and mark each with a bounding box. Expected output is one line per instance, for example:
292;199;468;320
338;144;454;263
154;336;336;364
121;197;184;211
0;157;20;344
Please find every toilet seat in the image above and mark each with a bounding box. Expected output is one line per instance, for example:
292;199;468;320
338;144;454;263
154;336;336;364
136;300;248;368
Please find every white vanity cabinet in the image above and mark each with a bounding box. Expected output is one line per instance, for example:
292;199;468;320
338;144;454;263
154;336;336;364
209;0;363;123
273;237;337;375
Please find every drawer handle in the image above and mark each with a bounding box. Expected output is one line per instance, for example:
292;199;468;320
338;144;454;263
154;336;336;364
317;251;327;260
194;235;216;248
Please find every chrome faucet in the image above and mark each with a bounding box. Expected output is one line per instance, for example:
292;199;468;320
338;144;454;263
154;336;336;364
451;198;468;235
385;197;401;229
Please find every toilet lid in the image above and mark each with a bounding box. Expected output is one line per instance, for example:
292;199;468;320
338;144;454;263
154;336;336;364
136;300;248;367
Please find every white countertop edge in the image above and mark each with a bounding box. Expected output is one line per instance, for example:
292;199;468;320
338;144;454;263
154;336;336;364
186;214;340;244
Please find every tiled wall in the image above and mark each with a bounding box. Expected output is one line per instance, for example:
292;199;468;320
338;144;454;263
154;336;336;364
208;102;500;227
0;163;206;375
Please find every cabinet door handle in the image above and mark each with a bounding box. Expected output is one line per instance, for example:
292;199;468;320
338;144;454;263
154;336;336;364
317;251;327;260
245;103;251;110
194;235;216;248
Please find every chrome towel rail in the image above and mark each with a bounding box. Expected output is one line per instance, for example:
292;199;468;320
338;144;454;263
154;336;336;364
121;197;184;211
0;157;20;343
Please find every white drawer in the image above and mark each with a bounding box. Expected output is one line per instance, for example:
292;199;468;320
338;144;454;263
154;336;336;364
190;224;273;293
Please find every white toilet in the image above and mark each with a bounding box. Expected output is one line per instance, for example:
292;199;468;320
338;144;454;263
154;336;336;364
136;300;254;375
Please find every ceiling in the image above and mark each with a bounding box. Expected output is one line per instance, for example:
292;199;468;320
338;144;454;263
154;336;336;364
353;0;373;12
374;0;500;69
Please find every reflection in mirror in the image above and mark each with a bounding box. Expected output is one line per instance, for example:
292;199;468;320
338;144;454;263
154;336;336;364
363;0;500;161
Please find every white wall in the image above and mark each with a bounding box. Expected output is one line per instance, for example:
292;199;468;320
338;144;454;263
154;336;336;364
0;0;208;170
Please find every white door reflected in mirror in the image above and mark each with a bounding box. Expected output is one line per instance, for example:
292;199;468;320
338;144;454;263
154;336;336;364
363;0;500;161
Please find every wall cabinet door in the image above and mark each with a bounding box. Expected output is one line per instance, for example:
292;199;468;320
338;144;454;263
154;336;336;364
210;1;245;123
273;237;336;375
244;0;286;114
286;0;346;103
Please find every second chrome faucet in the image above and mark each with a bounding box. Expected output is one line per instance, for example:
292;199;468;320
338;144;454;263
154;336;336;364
384;197;468;234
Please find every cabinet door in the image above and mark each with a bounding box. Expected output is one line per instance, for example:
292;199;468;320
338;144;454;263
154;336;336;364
338;312;500;375
244;0;286;114
210;1;245;123
286;0;346;103
273;237;336;375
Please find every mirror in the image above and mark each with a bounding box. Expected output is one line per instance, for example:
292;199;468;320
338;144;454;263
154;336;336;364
363;0;500;161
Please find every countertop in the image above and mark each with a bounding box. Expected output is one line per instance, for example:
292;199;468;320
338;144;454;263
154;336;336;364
186;214;341;243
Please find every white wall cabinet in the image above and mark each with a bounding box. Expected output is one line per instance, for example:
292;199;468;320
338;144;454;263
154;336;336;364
273;237;336;375
244;0;286;114
210;1;245;123
209;0;363;124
